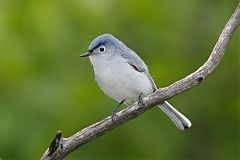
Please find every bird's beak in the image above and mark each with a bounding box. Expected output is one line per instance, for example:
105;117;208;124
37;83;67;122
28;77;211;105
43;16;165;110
80;51;92;57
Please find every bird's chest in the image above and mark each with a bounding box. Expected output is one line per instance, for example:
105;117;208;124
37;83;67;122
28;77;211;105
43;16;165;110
89;56;139;101
91;56;130;88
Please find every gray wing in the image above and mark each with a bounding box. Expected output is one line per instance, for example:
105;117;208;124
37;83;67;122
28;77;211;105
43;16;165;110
120;49;148;72
147;73;157;91
120;49;157;92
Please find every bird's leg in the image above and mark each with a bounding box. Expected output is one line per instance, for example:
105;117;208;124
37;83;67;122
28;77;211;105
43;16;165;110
138;93;144;106
111;99;126;122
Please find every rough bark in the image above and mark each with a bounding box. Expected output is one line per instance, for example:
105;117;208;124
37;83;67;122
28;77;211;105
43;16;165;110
41;4;240;160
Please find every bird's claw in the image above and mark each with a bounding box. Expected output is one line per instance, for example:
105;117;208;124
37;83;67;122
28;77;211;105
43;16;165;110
138;93;144;106
111;111;118;123
111;99;126;124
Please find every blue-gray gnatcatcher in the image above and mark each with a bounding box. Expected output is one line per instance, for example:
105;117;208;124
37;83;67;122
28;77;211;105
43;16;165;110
80;34;191;131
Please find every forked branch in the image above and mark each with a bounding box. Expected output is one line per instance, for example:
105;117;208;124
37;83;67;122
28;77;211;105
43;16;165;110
41;4;240;160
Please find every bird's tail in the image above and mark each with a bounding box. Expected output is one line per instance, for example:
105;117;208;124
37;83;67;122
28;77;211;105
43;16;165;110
158;101;192;131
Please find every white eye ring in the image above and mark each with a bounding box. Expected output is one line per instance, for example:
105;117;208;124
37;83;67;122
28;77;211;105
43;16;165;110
99;46;105;53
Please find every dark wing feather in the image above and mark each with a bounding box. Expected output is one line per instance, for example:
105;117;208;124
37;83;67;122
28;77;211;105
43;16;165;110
120;49;148;72
121;49;157;92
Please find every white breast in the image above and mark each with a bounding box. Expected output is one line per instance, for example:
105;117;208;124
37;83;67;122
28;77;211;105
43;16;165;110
89;55;154;102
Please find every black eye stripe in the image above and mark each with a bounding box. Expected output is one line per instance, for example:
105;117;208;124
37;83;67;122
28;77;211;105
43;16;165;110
89;41;106;52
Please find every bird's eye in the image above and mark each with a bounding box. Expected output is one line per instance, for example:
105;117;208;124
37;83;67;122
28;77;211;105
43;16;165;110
99;46;105;53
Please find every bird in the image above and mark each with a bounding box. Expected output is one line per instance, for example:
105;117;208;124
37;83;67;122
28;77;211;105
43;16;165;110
80;34;191;131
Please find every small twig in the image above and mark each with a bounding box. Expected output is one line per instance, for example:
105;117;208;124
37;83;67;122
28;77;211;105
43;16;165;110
40;4;240;160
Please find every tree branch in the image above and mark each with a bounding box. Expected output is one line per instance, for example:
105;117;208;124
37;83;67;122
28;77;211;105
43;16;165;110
41;4;240;160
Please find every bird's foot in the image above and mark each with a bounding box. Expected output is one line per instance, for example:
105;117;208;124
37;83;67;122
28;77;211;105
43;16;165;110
111;111;118;123
111;99;126;124
138;93;144;106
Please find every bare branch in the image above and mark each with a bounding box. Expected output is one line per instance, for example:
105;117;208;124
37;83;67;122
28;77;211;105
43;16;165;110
41;4;240;160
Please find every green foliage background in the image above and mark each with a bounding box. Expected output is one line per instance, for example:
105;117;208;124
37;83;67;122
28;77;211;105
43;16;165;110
0;0;239;159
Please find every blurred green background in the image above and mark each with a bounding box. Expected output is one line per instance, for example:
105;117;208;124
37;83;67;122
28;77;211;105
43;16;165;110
0;0;239;159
